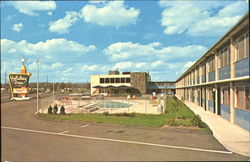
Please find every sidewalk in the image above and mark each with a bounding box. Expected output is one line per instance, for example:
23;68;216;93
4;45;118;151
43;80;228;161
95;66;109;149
184;100;250;157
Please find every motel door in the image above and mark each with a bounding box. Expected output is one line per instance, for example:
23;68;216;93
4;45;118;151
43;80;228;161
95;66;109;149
213;91;216;113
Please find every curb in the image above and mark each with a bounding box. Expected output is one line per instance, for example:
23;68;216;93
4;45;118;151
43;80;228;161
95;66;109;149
213;133;250;157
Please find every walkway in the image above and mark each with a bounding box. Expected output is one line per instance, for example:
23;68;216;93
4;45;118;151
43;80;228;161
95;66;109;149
183;100;250;157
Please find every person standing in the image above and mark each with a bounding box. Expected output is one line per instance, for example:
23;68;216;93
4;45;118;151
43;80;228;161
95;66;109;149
53;104;58;114
48;105;52;114
60;105;65;114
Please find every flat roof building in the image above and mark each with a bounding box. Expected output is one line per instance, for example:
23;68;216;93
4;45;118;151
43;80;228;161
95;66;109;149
91;71;151;96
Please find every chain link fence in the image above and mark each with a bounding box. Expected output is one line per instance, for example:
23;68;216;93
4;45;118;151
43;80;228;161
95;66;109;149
39;94;167;115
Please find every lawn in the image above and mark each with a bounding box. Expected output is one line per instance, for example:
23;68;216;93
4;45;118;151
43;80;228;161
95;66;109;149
38;96;212;133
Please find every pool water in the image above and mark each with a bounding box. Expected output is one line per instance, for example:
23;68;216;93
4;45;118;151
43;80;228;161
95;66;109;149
98;101;133;108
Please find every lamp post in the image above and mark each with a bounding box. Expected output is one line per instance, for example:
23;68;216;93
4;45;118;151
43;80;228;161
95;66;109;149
36;59;39;114
52;75;55;100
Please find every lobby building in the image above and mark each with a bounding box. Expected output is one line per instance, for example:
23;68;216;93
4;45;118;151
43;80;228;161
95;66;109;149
90;70;151;96
175;13;249;131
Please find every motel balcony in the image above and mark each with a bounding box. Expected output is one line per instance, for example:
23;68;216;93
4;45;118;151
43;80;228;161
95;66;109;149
219;65;230;80
208;71;215;82
234;57;249;78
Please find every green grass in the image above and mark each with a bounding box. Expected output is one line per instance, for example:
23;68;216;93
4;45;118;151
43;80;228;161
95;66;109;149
38;96;212;134
38;113;167;127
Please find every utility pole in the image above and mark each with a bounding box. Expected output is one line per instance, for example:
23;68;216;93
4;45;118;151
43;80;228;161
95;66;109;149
5;70;7;89
36;59;39;114
46;75;48;89
53;75;55;95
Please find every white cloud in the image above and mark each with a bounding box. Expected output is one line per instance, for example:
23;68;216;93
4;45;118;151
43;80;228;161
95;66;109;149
104;42;162;61
160;1;248;36
89;0;107;4
113;61;133;70
102;41;208;81
8;48;17;53
12;23;23;32
81;65;99;71
79;1;140;27
49;11;79;34
47;11;53;16
104;42;207;62
51;62;63;69
8;1;56;16
1;38;96;61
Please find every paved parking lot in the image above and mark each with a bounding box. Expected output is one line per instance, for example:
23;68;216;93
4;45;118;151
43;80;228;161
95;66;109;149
1;99;249;161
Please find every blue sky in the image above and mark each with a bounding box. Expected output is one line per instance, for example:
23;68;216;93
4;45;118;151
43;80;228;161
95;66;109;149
1;0;249;83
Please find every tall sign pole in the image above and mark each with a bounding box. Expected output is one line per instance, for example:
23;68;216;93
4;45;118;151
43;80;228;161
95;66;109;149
8;58;32;101
36;59;39;114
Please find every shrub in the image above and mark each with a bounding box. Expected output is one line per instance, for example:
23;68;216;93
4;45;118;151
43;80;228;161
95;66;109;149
102;112;136;117
191;114;206;128
166;119;179;126
116;112;136;117
103;111;110;116
177;115;188;119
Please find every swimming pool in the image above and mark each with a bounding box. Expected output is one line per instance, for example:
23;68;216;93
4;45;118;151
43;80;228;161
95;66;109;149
98;101;133;108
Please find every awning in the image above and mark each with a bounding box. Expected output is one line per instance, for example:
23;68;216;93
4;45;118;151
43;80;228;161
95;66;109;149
105;85;116;88
93;85;104;88
149;85;176;89
118;85;130;88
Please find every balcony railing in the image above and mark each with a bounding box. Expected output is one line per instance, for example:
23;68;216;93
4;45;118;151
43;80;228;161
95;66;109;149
219;65;230;80
208;71;215;82
235;57;249;78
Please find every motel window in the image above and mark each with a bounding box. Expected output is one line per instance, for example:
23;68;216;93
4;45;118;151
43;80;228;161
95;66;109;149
208;57;215;72
201;64;205;75
110;78;115;83
221;87;230;106
105;78;109;83
235;32;249;62
236;36;245;61
125;78;130;83
115;78;120;83
100;78;104;83
218;47;230;68
192;71;195;84
246;32;249;58
235;87;250;111
196;68;199;77
121;78;125;83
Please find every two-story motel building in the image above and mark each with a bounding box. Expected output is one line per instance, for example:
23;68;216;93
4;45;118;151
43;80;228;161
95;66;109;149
175;13;249;131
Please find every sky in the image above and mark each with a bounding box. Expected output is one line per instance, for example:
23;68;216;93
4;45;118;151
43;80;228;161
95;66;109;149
1;0;249;83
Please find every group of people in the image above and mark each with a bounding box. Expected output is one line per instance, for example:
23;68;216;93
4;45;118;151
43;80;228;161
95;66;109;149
48;104;65;114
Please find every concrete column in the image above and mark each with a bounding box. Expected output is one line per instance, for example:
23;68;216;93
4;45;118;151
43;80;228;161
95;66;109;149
215;84;218;114
230;38;235;79
230;82;235;124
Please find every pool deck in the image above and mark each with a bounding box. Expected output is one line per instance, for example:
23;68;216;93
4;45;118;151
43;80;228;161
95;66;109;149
95;100;162;114
40;99;163;114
